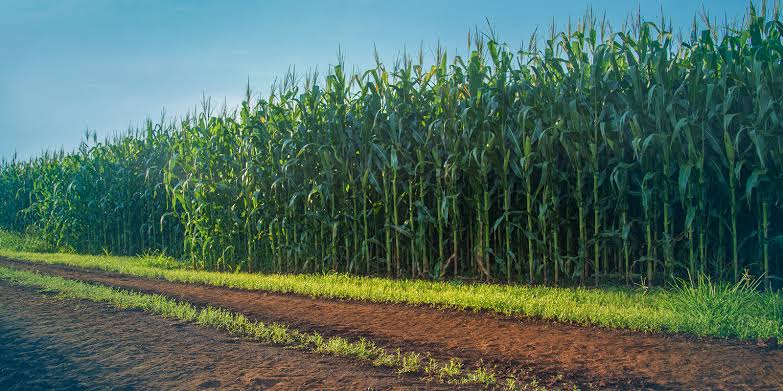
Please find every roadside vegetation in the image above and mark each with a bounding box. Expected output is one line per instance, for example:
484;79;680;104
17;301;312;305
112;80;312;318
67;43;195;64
2;4;782;288
0;229;50;253
2;243;781;341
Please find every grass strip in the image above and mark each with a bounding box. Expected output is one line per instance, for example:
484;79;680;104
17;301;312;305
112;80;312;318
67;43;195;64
2;247;782;341
0;265;512;388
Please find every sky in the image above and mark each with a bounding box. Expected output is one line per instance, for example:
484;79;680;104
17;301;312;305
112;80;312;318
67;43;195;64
0;0;750;160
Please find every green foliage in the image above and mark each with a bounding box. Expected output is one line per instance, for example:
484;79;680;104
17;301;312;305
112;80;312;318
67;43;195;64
2;4;783;287
5;250;782;340
458;365;497;386
399;352;422;373
437;358;463;381
317;336;383;361
0;125;182;257
0;230;51;253
668;272;783;338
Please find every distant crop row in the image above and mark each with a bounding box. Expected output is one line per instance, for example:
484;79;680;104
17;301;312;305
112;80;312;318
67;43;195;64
2;4;782;287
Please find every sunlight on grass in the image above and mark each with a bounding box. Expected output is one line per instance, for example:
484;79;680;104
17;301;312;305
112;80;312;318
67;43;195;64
0;230;51;253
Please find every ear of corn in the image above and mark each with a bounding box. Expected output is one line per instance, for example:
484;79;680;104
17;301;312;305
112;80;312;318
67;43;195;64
2;3;782;287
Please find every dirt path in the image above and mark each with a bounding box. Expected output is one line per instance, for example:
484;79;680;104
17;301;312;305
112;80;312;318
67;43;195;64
4;258;783;390
0;281;439;391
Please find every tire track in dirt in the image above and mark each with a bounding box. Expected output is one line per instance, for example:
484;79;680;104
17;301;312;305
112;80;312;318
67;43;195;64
4;257;782;390
0;280;441;390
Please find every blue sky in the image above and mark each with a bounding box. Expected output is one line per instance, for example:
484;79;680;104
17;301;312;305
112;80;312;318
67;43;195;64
0;0;749;159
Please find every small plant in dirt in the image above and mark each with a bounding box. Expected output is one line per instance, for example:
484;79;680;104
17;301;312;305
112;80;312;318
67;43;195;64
319;336;352;355
456;363;496;386
317;336;383;361
398;352;421;373
372;349;402;368
437;358;463;381
424;356;439;375
350;337;384;360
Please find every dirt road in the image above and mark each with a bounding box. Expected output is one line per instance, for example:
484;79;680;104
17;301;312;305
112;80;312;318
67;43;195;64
3;257;782;390
0;281;435;390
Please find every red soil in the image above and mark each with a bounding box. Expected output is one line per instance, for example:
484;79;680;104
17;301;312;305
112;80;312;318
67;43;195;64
0;281;438;390
3;257;782;390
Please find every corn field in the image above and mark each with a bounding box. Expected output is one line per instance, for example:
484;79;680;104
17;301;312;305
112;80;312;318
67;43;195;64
2;5;783;287
0;126;183;256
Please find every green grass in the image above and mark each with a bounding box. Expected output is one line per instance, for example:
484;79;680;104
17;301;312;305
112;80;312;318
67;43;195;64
0;230;52;253
0;265;504;386
2;246;782;340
